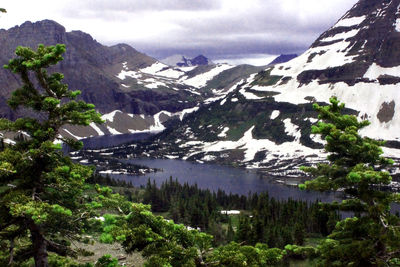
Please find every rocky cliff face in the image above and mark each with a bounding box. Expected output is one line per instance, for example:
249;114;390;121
0;20;201;120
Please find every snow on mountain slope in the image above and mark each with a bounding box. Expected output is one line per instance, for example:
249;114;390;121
61;61;259;140
247;0;400;142
180;64;235;88
115;61;234;90
60;106;202;140
98;0;400;178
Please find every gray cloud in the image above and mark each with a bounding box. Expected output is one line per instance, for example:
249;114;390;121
2;0;359;61
94;0;358;59
62;0;220;16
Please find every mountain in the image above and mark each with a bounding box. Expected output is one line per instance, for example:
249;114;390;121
0;20;258;139
161;54;212;67
267;54;298;65
102;0;400;177
252;0;400;141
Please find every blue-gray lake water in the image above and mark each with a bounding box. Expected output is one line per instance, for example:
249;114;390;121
111;158;341;202
79;133;398;212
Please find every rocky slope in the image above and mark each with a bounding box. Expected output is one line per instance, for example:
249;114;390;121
99;0;400;178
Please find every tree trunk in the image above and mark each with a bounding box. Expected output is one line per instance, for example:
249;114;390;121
30;224;49;267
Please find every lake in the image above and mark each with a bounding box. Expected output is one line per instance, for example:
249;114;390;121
110;158;342;202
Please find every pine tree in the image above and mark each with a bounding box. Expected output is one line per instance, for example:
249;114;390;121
0;44;102;266
300;97;400;266
293;222;305;245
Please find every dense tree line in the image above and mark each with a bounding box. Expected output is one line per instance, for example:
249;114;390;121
142;177;340;248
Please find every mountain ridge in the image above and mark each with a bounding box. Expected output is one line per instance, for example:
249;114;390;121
0;20;261;139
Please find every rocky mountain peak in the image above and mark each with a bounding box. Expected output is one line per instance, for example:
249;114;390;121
267;54;297;65
161;54;212;67
311;0;400;69
1;20;67;47
190;55;210;66
250;0;400;142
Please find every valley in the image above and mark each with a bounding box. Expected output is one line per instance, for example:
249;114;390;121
57;0;400;183
2;0;400;266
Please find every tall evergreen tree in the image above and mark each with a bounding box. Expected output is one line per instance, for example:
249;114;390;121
0;44;102;266
300;97;400;266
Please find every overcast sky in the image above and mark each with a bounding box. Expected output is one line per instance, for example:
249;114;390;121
1;0;358;65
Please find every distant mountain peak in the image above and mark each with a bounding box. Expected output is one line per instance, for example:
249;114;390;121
161;54;213;67
268;54;298;65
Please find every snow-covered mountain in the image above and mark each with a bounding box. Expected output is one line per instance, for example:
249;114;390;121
251;0;400;142
61;60;256;139
98;0;400;178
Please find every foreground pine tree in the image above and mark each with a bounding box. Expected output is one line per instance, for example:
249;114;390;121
301;97;400;266
0;44;102;266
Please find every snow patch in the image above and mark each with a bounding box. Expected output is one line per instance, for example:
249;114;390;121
181;64;234;88
156;68;184;79
107;126;122;135
63;129;83;140
217;127;230;138
239;88;263;100
333;16;366;28
320;29;360;42
140;62;169;75
149;111;168;133
283;119;301;141
396;18;400;32
176;106;200;121
204;95;226;104
364;63;400;80
116;69;141;80
90;122;105;136
270;110;280;120
143;78;167;89
203;155;217;161
102;110;121;123
165;155;179;159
